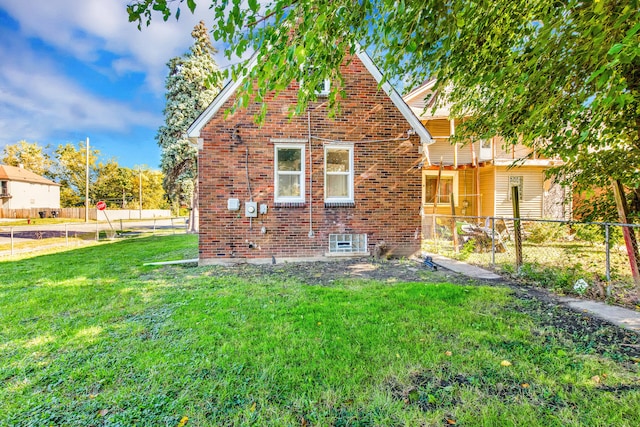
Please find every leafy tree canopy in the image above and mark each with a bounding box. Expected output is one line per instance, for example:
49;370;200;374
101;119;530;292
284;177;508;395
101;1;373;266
128;0;639;215
1;140;53;177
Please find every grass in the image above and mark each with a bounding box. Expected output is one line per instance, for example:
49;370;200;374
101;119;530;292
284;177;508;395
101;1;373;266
423;235;639;306
0;218;89;226
1;235;639;426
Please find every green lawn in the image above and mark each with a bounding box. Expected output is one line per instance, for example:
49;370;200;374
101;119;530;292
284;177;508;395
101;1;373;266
1;235;638;426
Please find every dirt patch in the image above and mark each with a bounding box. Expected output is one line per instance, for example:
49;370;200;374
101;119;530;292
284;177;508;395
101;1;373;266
205;257;640;362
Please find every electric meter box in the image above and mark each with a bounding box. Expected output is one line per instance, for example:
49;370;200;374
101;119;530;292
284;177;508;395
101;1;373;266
245;201;258;217
227;198;240;211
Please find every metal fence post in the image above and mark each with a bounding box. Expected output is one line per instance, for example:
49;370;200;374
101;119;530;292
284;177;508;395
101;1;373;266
153;219;156;234
605;223;611;297
511;187;523;269
491;217;496;266
10;227;14;256
65;224;69;247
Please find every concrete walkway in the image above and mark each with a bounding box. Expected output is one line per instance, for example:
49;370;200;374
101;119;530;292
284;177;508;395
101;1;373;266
428;254;503;280
428;254;640;333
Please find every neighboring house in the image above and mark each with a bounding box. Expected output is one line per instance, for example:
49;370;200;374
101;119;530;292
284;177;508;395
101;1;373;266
404;80;570;221
188;49;433;264
0;164;61;211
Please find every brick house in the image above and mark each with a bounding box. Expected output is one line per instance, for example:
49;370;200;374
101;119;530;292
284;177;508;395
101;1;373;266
188;49;433;264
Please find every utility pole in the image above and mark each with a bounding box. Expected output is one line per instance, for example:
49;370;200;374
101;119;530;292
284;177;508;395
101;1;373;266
85;137;89;223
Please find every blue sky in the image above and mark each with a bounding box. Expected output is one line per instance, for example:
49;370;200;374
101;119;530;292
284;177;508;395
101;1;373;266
0;0;230;169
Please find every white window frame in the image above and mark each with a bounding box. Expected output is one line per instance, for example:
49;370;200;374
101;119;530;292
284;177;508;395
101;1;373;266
316;78;330;96
507;175;524;201
274;143;306;203
324;144;354;203
423;170;459;206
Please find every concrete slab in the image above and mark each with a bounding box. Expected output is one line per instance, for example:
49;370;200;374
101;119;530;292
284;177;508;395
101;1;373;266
427;254;502;280
559;298;640;332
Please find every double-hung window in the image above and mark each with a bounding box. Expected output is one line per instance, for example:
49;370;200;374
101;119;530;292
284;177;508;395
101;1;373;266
274;144;305;203
324;145;354;203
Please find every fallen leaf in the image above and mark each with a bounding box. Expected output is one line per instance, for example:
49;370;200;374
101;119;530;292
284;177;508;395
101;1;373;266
500;360;512;367
445;351;453;356
89;394;97;399
176;416;189;427
250;402;257;412
97;409;109;417
317;322;322;326
591;375;601;384
396;353;401;358
446;418;457;424
521;383;530;388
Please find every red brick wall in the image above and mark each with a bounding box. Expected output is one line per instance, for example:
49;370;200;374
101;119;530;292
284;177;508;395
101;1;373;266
198;54;423;261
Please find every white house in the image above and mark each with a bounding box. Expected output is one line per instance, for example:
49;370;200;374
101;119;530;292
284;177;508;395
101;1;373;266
0;164;61;211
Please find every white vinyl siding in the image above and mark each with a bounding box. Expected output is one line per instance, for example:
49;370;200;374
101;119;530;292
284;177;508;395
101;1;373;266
495;167;544;218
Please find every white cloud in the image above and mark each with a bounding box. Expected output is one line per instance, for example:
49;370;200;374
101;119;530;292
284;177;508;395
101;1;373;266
0;0;224;93
0;0;233;157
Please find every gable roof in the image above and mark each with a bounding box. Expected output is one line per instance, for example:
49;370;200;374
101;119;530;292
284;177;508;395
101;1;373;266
187;46;433;145
0;164;60;186
403;79;451;119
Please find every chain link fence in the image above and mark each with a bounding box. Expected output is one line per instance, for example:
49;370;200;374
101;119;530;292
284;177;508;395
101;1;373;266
422;214;640;300
0;218;189;257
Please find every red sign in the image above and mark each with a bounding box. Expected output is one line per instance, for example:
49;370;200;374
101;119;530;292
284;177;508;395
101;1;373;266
96;200;107;211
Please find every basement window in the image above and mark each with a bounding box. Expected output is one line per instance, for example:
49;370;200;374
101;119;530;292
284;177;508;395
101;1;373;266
328;234;367;254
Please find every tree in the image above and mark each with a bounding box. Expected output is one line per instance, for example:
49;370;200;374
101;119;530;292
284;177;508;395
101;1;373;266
52;141;99;207
139;168;169;210
156;20;222;229
1;140;53;177
128;1;638;175
129;0;640;279
92;160;135;208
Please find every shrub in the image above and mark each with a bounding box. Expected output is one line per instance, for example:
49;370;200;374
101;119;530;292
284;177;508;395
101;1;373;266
525;222;567;244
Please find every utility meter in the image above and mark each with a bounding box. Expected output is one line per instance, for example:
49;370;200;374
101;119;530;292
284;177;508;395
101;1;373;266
245;201;258;218
227;198;240;211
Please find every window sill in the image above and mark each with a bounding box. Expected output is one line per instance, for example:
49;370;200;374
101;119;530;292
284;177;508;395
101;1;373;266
324;202;355;208
274;202;306;208
324;252;370;257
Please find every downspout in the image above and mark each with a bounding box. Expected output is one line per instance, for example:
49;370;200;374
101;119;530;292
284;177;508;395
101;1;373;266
307;110;314;237
245;145;253;230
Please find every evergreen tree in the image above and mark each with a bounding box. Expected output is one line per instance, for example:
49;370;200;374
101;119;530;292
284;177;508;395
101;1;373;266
157;20;221;229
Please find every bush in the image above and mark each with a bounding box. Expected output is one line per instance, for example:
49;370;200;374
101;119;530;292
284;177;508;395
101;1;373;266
525;222;567;244
515;262;590;295
573;224;602;244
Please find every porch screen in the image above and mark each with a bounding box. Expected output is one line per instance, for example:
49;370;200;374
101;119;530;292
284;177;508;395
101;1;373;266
425;176;453;204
